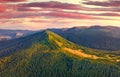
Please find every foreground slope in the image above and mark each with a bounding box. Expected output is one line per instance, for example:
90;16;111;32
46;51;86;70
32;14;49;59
0;30;120;77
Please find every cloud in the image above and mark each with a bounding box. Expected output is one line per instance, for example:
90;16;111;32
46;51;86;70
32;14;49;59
21;1;85;10
0;11;92;19
0;12;43;19
43;11;112;20
17;7;49;12
17;7;41;11
18;1;120;12
44;11;93;19
90;7;120;12
0;9;113;20
0;19;22;24
82;0;120;7
0;0;27;3
30;20;49;23
83;12;120;19
0;5;6;12
0;1;118;22
82;0;120;12
94;13;120;16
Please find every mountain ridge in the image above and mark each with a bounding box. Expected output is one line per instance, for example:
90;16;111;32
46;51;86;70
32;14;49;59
49;26;120;51
0;30;119;60
0;30;120;77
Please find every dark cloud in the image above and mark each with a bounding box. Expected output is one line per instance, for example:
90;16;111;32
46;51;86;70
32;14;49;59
17;7;45;11
83;0;120;7
86;12;120;17
82;0;120;12
17;1;120;12
17;7;39;11
95;13;120;16
21;1;85;10
0;0;27;3
92;7;120;12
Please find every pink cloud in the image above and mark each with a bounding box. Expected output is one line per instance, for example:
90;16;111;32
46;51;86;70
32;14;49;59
0;5;6;12
44;11;98;19
0;10;112;20
0;12;43;19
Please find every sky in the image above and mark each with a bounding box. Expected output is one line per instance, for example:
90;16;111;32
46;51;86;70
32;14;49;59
0;0;120;30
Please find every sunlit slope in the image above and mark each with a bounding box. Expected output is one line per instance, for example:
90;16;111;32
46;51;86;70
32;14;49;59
0;30;120;77
50;26;120;51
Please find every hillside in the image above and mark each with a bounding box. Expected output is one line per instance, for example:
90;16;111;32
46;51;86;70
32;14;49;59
50;26;120;51
0;30;120;77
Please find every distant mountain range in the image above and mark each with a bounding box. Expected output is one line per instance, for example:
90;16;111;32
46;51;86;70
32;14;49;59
0;29;36;41
0;30;119;77
1;26;120;51
50;26;120;51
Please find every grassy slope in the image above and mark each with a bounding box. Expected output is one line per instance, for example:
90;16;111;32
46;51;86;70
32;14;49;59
50;26;120;51
0;30;120;77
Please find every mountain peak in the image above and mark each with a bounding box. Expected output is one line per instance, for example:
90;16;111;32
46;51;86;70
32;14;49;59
43;30;57;38
0;30;65;57
40;30;72;49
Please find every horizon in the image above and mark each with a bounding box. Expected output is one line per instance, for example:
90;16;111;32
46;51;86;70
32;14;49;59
0;0;120;30
0;25;120;31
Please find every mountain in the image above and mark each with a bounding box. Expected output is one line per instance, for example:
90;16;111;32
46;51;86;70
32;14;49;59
0;30;120;77
50;26;120;51
0;29;35;41
0;35;11;41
